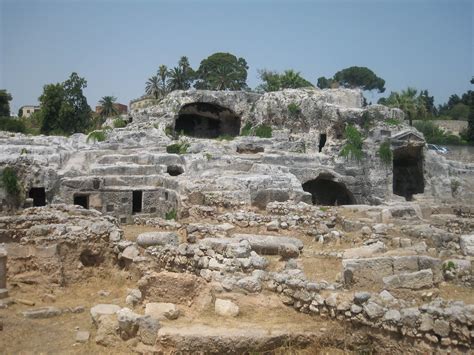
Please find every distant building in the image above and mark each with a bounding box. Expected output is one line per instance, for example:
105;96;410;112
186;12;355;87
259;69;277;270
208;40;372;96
19;105;40;118
95;103;128;116
130;95;157;111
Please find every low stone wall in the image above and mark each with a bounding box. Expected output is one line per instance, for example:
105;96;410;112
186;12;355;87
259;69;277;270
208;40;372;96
0;204;123;285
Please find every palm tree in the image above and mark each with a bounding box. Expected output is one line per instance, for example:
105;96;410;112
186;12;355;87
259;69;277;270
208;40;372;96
167;67;186;91
98;96;118;118
384;87;426;126
158;65;169;96
145;75;160;99
280;69;313;89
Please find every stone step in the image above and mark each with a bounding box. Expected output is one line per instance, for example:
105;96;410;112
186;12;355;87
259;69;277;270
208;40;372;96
90;164;165;176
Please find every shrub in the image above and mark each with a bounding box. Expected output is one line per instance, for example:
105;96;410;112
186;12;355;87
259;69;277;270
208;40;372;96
339;124;363;161
414;121;466;145
164;125;174;137
378;141;392;165
287;102;301;116
166;141;189;154
255;124;272;138
1;166;21;196
385;118;402;126
0;117;26;133
241;122;252;136
87;130;107;143
442;261;456;272
165;209;177;220
113;118;127;128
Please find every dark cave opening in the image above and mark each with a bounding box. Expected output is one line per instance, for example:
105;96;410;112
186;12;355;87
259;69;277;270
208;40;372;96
302;178;355;206
393;146;424;200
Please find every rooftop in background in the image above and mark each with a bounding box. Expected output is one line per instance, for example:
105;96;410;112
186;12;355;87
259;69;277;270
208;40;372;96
19;105;40;118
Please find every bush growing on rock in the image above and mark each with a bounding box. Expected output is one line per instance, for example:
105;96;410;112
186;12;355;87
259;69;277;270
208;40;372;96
255;125;272;138
378;141;392;165
166;142;189;154
0;117;27;133
339;124;363;161
113;118;127;128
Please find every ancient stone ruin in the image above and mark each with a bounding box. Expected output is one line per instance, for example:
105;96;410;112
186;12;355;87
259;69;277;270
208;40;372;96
0;88;473;353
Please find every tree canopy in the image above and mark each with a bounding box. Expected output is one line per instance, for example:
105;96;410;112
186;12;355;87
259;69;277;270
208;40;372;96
318;66;385;93
257;69;313;92
0;90;13;117
194;52;248;90
39;72;92;135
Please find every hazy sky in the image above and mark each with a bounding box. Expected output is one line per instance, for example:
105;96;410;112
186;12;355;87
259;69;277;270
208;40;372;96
1;0;472;113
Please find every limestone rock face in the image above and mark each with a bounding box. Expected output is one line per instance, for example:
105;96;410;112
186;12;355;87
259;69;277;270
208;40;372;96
459;234;474;256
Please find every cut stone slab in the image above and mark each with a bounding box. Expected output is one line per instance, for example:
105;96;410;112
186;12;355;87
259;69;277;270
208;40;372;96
215;299;239;317
342;241;386;259
383;269;433;290
75;330;90;343
22;306;62;319
0;288;8;300
137;232;179;248
232;233;303;258
145;302;180;320
90;304;120;323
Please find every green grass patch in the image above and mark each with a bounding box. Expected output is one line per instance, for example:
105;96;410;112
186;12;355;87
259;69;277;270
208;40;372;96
113;118;127;128
385;118;402;126
87;130;108;143
378;140;392;165
255;124;272;138
241;122;253;136
287;102;301;116
339;124;363;161
165;209;177;220
166;141;189;154
1;166;21;196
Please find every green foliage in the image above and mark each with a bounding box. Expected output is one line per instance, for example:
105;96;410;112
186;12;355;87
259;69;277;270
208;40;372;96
379;87;427;125
113;117;127;128
451;179;461;195
414;121;466;145
257;69;313;92
195;52;248;90
240;122;253;136
165;209;177;220
339;124;363;161
468;94;474;143
86;129;108;143
20;148;28;155
254;125;272;138
0;90;13;117
319;207;328;212
98;96;118;118
385;118;402;126
318;67;385;92
316;76;335;89
166;141;189;154
378;141;392;165
333;66;385;92
167;56;195;91
1;166;20;196
205;153;212;161
0;117;27;133
39;72;92;135
164;125;174;136
287;102;301;116
145;75;161;99
442;261;456;272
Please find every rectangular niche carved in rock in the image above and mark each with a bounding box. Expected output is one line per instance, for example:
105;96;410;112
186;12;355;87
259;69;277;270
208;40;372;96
132;191;142;214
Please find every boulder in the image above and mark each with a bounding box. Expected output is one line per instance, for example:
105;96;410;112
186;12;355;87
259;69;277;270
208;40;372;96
137;232;179;248
232;233;303;258
145;302;180;320
215;299;239;317
90;304;121;324
251;189;289;209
